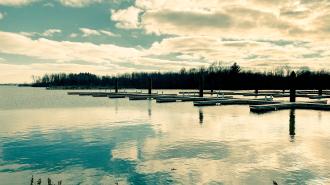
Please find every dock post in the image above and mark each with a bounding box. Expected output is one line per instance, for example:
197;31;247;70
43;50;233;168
115;78;118;93
148;77;152;95
199;72;204;97
318;89;322;96
290;71;296;102
255;89;259;94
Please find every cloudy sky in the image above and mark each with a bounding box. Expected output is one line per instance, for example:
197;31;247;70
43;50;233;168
0;0;330;83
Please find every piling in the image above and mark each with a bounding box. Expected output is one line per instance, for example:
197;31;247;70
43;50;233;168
255;89;259;94
115;78;119;93
199;73;204;97
290;71;296;102
148;78;152;95
318;89;323;96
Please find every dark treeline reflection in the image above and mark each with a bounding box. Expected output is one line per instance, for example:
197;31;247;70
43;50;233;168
31;62;330;90
289;109;296;142
199;108;204;125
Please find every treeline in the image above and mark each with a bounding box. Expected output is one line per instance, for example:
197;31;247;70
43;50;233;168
31;62;330;90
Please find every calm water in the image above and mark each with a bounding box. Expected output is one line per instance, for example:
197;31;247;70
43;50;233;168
1;86;330;185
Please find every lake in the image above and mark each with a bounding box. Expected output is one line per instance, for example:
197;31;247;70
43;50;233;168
1;86;330;184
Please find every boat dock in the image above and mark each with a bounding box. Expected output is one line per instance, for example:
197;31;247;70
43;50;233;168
156;96;233;103
250;100;329;113
66;86;330;113
193;98;279;106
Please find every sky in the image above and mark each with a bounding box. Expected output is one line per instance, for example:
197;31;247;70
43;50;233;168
0;0;330;83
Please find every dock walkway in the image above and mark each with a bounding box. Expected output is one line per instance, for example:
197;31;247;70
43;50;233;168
250;100;329;113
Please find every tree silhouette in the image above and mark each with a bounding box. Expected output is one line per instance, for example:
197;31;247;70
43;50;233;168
31;63;330;90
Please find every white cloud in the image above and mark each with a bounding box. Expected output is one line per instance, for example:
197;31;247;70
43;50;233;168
146;36;330;71
100;30;118;37
58;0;127;7
19;32;39;37
110;0;330;42
111;6;142;29
58;0;102;7
69;33;78;38
18;29;62;37
2;0;330;83
0;0;38;6
42;29;62;37
0;31;141;64
79;28;118;37
2;30;330;77
80;28;101;37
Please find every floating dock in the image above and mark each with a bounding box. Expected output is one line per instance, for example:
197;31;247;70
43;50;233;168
250;100;329;113
156;96;233;103
92;93;109;97
193;98;278;106
108;94;126;98
308;95;330;99
66;90;330;113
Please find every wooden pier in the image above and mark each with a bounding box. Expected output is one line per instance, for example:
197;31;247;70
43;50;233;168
193;98;278;106
108;94;126;98
308;95;330;99
156;96;233;103
67;89;330;113
250;100;329;113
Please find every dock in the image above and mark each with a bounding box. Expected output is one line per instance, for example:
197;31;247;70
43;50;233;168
156;96;233;103
308;95;330;99
66;89;330;113
250;100;329;113
194;98;278;106
108;94;126;98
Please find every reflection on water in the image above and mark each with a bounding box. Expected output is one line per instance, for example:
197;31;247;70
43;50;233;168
1;86;330;184
199;108;204;125
289;109;296;142
148;100;152;117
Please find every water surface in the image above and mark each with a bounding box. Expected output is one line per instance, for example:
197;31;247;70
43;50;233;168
1;86;330;184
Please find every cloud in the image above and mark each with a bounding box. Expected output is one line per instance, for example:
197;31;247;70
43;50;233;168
141;7;302;40
58;0;102;7
0;0;38;6
142;10;232;35
146;36;330;71
80;28;101;37
79;28;118;37
18;29;62;37
0;62;134;83
111;6;142;29
100;30;118;37
42;29;62;37
112;0;330;42
0;31;141;64
2;0;330;83
69;33;78;38
19;32;39;37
